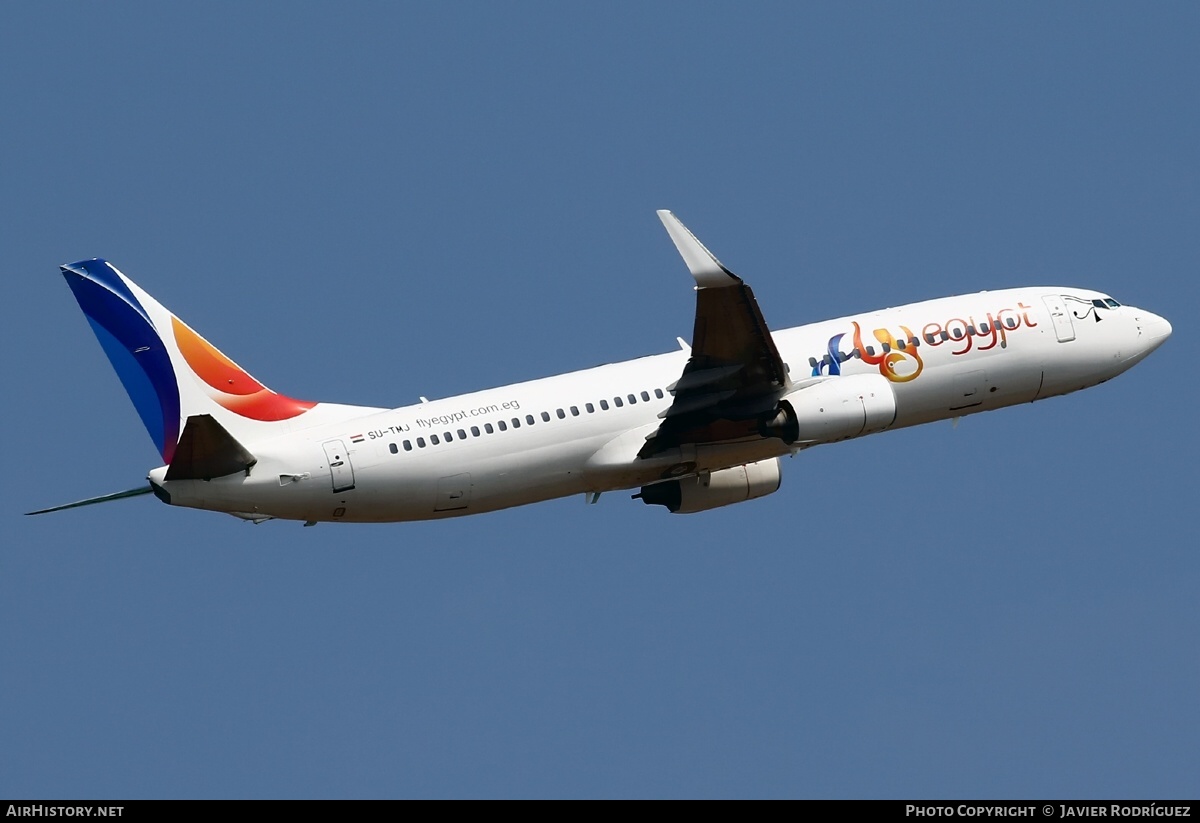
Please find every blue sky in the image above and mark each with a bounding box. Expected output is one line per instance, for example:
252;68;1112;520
2;2;1197;798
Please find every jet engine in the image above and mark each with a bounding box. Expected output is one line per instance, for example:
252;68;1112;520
634;458;782;514
760;373;897;445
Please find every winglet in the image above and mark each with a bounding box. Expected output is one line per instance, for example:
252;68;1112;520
656;210;743;288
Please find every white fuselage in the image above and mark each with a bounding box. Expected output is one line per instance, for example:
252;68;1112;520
148;286;1171;523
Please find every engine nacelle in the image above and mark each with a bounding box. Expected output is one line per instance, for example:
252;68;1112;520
763;373;897;445
634;458;782;514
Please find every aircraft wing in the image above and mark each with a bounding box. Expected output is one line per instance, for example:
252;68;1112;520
639;211;790;458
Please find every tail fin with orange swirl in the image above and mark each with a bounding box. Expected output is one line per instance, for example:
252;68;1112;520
59;259;382;464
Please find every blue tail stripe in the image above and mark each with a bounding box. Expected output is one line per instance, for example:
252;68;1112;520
62;261;181;461
62;259;151;325
85;317;170;457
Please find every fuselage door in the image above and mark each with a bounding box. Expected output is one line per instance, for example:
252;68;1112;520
1043;295;1076;343
322;439;356;492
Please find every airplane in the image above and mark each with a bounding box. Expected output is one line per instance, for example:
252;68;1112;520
29;211;1171;523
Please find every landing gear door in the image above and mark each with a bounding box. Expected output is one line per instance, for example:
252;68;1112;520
322;439;356;492
1043;295;1076;343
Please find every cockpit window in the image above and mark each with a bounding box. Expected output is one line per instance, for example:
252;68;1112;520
1105;298;1121;308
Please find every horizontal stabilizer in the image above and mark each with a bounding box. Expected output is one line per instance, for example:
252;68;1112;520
165;414;257;481
26;485;153;516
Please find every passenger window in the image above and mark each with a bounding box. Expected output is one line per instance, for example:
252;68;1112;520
865;346;875;356
570;406;579;416
881;342;891;353
614;396;624;407
526;414;535;425
417;437;426;448
457;429;466;439
430;434;440;445
389;443;399;454
541;411;550;422
654;389;664;399
627;394;637;404
641;391;650;402
896;339;906;350
1004;317;1018;329
444;431;453;442
498;420;508;431
557;408;566;419
471;426;480;437
404;440;413;451
512;418;521;428
484;423;494;434
600;400;609;411
586;402;595;413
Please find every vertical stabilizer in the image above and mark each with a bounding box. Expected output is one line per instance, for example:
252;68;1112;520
60;259;381;461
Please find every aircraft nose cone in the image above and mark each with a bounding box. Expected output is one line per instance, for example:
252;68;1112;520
1135;310;1171;358
1144;311;1172;343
